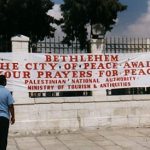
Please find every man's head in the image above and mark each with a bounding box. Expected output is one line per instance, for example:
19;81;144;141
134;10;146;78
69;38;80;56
0;75;7;86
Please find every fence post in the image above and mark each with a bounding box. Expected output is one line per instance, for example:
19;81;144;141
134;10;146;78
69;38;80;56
11;35;30;99
147;38;150;50
91;38;107;96
11;35;29;53
91;38;105;53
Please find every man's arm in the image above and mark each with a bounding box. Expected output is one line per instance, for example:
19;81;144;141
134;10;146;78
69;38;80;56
9;104;15;125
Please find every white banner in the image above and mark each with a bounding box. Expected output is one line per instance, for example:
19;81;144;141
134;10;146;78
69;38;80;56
0;52;150;92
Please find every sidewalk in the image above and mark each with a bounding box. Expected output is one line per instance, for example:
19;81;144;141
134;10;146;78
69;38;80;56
8;127;150;150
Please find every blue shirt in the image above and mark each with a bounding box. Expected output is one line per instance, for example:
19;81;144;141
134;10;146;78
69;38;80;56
0;85;15;119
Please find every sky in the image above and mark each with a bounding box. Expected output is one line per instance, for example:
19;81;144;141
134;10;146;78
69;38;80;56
109;0;149;37
50;0;150;38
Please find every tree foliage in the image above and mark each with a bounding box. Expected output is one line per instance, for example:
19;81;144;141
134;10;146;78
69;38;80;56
61;0;127;49
0;0;56;42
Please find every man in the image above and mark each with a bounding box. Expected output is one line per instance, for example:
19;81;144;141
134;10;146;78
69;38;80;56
0;75;15;150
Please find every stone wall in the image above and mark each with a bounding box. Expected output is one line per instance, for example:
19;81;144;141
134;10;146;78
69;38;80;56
10;93;150;134
9;36;150;134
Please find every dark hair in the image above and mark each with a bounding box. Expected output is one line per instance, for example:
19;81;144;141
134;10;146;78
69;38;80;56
0;75;6;86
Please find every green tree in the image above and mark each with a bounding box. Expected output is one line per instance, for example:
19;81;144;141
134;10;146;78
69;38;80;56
61;0;127;49
0;0;56;43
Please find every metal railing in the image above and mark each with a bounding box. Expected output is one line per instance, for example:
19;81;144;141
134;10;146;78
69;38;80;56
29;36;90;53
105;37;150;53
29;37;91;98
29;37;150;97
105;37;150;96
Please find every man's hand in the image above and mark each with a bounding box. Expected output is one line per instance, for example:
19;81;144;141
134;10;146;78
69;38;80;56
9;104;15;125
11;116;15;125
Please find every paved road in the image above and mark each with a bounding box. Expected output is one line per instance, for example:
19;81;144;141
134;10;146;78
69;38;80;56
8;128;150;150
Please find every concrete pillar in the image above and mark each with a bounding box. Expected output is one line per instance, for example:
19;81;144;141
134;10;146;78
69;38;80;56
91;38;106;96
91;38;105;53
147;38;150;50
11;35;30;99
11;35;29;53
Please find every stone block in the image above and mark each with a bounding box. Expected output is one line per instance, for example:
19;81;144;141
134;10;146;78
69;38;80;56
35;97;65;104
110;116;128;127
98;116;111;127
81;117;99;128
62;103;75;110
